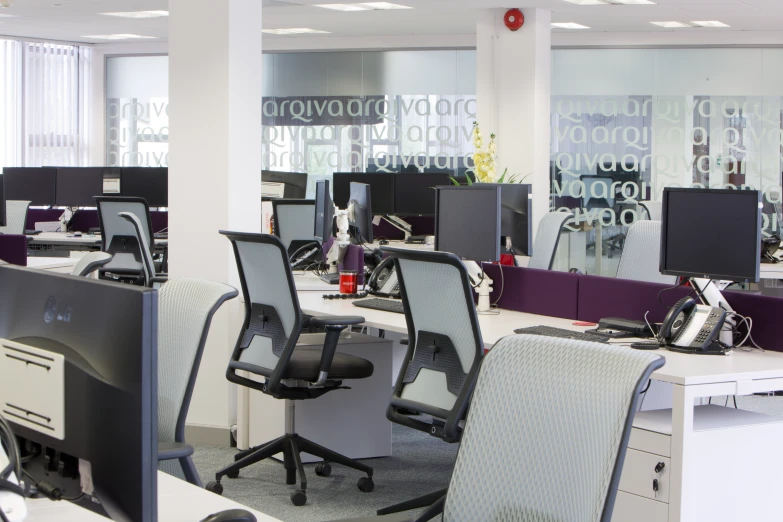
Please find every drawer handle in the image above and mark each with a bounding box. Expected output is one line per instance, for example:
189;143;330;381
653;478;659;492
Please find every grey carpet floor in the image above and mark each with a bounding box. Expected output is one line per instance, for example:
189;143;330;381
192;424;457;522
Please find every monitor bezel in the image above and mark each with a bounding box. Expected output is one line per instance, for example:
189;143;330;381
434;185;502;264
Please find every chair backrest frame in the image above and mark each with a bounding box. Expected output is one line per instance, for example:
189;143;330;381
119;211;156;286
528;211;573;271
95;196;154;255
0;200;30;235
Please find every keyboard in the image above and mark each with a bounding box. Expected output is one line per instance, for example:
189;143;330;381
320;273;340;285
25;230;42;235
353;298;405;314
513;326;610;344
405;235;428;244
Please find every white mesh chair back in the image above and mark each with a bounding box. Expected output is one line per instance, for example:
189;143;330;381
229;233;300;375
641;201;662;221
616;221;677;285
273;200;316;253
118;211;156;286
384;248;484;422
0;201;30;235
71;252;112;277
96;197;152;248
157;278;238;481
444;335;663;522
528;212;572;271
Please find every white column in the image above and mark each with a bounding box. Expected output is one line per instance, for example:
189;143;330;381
476;8;551;238
169;0;262;440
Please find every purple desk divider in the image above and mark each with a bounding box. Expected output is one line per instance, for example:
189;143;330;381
481;264;580;320
27;208;168;234
0;235;28;266
26;208;62;231
321;237;365;285
722;291;783;353
577;275;692;325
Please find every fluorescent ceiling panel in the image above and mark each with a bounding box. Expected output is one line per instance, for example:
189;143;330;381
100;11;169;18
552;22;590;29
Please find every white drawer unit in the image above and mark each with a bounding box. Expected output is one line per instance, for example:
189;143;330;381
612;491;668;522
618;449;670;503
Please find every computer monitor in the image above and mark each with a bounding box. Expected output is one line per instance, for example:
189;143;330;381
498;184;533;256
333;173;395;215
394;173;451;216
121;167;168;207
272;199;316;256
314;179;335;242
349;182;374;244
0;174;5;227
2;167;57;207
435;185;501;263
0;265;157;521
56;167;115;207
262;171;308;199
660;188;762;283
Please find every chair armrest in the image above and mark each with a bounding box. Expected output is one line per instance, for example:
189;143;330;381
158;442;194;461
309;315;365;327
400;337;409;346
151;275;168;289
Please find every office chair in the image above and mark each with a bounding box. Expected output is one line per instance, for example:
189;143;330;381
331;335;664;522
119;211;167;287
95;196;156;285
206;232;375;506
71;252;112;277
157;278;238;486
528;211;573;271
616;220;678;285
272;199;317;258
375;247;485;522
0;201;31;235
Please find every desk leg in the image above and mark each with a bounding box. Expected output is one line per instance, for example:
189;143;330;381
669;384;697;522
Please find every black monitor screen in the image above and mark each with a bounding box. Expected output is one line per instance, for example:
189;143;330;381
0;174;5;227
334;173;395;215
660;188;761;283
263;171;308;199
436;186;501;263
349;182;373;243
56;168;107;207
2;167;57;206
122;167;168;207
394;173;451;216
314;180;334;242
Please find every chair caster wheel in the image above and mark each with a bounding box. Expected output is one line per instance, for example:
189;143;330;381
205;481;223;495
315;462;332;477
226;469;240;479
357;477;374;493
291;490;307;506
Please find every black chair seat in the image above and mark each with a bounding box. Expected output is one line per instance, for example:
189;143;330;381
283;348;373;381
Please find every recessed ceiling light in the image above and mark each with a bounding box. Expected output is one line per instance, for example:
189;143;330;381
650;21;692;28
262;28;331;35
101;11;169;19
315;4;370;10
560;0;655;4
0;13;15;17
552;22;590;29
691;21;730;28
358;2;412;8
82;34;157;40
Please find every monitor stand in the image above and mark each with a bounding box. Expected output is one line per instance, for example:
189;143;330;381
690;278;736;347
383;215;412;241
464;261;494;313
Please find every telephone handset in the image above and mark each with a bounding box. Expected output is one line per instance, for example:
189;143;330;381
659;297;728;355
367;257;400;298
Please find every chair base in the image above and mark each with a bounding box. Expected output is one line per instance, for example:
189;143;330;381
207;433;374;506
377;487;447;522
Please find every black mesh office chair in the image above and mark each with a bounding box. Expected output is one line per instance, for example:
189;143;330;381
375;247;485;522
206;232;376;506
95;196;156;285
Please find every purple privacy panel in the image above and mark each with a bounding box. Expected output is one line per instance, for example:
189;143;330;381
0;235;28;266
723;291;783;353
27;209;168;233
577;275;692;324
321;237;366;285
481;264;580;320
26;208;61;230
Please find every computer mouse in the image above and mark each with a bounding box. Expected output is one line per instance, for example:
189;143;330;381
73;232;82;237
199;509;257;522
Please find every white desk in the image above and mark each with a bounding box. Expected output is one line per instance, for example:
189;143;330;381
27;232;168;248
295;292;783;522
25;257;78;273
24;471;279;521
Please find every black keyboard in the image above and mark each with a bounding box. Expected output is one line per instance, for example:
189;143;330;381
514;326;610;344
320;273;340;285
405;235;428;244
353;298;405;314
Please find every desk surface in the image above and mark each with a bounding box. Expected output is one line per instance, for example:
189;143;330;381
297;291;783;387
28;232;168;247
24;471;280;522
25;257;78;270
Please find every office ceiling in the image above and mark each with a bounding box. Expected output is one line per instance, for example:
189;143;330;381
0;0;782;44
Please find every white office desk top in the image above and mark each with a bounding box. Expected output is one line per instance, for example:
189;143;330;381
24;471;280;522
297;291;783;388
25;257;78;270
27;232;168;247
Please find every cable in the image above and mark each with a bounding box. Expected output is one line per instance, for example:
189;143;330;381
491;262;505;307
657;278;687;306
733;396;738;409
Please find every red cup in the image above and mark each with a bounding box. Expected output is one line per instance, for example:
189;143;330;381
339;270;358;294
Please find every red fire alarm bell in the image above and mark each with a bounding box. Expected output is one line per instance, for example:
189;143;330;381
504;9;524;31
